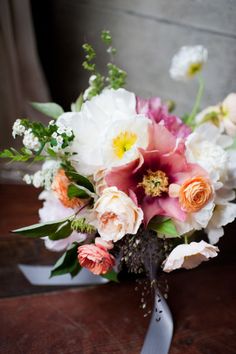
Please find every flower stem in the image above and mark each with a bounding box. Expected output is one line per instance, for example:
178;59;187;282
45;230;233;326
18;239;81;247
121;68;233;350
184;235;188;244
186;75;204;126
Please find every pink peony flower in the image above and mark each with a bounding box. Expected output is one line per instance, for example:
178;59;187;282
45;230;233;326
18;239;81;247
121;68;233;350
105;123;206;225
77;244;115;275
136;96;191;139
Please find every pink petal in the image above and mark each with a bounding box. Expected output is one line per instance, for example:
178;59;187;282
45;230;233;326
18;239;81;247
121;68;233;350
141;198;163;225
159;197;186;222
148;123;176;153
105;158;140;194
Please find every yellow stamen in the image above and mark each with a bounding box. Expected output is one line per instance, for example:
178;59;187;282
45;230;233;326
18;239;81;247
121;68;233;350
138;169;169;197
112;131;137;159
187;62;202;77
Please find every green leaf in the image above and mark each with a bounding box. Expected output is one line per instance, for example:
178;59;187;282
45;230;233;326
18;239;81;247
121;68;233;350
12;218;70;238
62;161;95;192
101;30;112;45
48;220;73;241
71;94;83;112
51;243;81;278
31;102;64;119
67;184;89;199
46;147;57;158
0;148;42;162
148;217;179;237
102;269;119;283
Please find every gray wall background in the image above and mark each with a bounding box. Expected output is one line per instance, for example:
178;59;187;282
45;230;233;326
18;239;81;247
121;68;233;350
51;0;236;115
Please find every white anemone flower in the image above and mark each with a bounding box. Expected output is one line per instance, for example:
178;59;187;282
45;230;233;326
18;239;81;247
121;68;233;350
195;93;236;137
170;45;208;81
185;123;232;182
163;241;219;272
56;88;151;175
183;123;236;242
39;190;87;251
206;187;236;244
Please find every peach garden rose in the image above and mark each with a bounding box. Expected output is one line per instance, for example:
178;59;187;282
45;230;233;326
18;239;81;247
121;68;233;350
94;187;143;242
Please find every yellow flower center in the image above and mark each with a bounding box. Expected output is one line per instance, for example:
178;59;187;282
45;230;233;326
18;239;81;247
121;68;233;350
112;131;137;159
138;169;169;197
187;62;202;77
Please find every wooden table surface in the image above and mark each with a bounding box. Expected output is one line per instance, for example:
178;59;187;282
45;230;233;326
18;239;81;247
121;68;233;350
0;184;236;354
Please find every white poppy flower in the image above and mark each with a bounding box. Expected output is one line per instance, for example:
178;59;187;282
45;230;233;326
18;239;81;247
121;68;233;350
221;93;236;137
170;45;208;81
195;93;236;138
56;88;150;175
163;241;219;272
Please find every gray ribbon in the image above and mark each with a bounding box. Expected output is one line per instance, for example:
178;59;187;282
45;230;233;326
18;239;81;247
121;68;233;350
18;264;109;286
141;289;173;354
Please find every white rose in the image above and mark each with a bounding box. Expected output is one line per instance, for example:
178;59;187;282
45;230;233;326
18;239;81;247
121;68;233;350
163;241;219;272
94;187;143;242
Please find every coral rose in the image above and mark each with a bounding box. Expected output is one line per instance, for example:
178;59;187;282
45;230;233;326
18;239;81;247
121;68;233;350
52;169;86;209
77;244;115;275
94;187;143;242
179;176;212;212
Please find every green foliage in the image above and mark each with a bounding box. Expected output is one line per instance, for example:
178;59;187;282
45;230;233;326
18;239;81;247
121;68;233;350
31;102;64;119
61;160;95;192
71;93;84;112
107;63;127;89
83;43;96;62
101;30;112;45
67;184;90;199
12;219;67;238
85;74;105;100
82;30;127;100
0;147;45;162
101;269;119;282
71;218;96;234
51;242;81;278
148;216;179;237
48;220;73;241
101;30;117;55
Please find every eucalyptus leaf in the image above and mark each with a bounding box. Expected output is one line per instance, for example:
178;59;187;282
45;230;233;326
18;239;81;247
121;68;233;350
50;243;81;278
31;102;64;119
67;184;90;199
12;218;70;238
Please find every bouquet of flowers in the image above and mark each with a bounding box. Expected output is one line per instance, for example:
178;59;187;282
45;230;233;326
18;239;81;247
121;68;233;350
1;32;236;351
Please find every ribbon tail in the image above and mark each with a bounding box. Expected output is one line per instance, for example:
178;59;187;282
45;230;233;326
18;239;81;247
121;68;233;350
18;264;109;286
141;289;173;354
